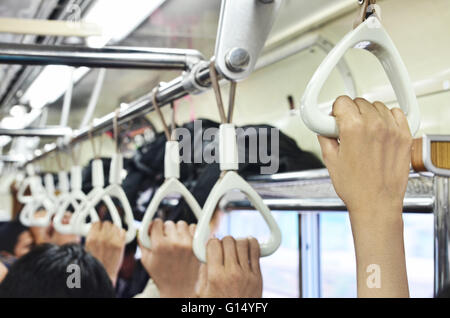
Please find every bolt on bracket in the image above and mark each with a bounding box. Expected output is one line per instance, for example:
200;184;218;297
214;0;283;81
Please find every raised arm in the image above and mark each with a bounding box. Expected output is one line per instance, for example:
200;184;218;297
317;96;412;298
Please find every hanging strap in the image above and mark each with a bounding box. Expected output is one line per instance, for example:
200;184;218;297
209;58;237;124
152;87;171;141
88;122;103;160
113;109;121;154
152;86;176;141
354;0;378;29
70;143;81;167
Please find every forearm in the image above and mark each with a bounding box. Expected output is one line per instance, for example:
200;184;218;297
349;209;409;298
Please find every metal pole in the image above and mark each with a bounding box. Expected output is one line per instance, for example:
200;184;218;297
60;67;75;127
301;213;321;298
0;126;72;138
434;176;450;295
0;43;205;70
79;68;106;129
23;62;212;164
225;197;435;213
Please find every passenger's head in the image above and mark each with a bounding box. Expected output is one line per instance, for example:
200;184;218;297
0;243;114;298
0;221;33;258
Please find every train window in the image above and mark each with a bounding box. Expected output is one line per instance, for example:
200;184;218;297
320;213;434;298
216;211;300;298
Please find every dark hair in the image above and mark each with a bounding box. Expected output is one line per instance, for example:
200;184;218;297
0;243;114;298
0;221;29;255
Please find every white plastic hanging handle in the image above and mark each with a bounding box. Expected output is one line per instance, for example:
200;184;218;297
193;171;282;263
20;174;55;227
53;166;90;234
20;202;37;226
193;124;281;263
44;174;56;198
78;154;136;243
17;164;36;204
219;124;239;171
58;171;70;194
300;16;421;138
72;159;122;237
46;171;69;223
138;141;203;249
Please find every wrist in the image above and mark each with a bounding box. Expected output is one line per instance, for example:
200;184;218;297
348;201;404;225
159;289;193;298
109;274;117;287
106;267;120;287
159;285;196;298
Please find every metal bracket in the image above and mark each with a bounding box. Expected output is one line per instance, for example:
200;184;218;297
422;135;450;177
412;135;450;177
214;0;283;81
181;60;211;94
354;0;379;29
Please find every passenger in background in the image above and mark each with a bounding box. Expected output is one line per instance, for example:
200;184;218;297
135;219;263;298
196;236;263;298
318;96;412;298
0;220;33;265
0;212;81;270
30;210;81;246
0;243;115;298
85;221;126;287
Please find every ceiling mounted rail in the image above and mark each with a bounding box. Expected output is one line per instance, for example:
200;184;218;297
0;155;26;163
23;62;212;165
0;43;205;70
0;126;73;138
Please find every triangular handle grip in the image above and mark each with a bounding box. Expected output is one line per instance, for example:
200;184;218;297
17;176;41;204
19;201;38;226
81;185;136;243
73;189;121;237
53;191;88;234
193;171;282;263
24;196;55;227
138;178;203;249
19;176;55;227
300;17;421;137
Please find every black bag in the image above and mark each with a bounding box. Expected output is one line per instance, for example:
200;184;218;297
126;119;323;223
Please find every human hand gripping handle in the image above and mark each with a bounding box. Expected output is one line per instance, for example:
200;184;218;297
139;219;201;298
317;96;411;298
196;236;263;298
85;221;126;287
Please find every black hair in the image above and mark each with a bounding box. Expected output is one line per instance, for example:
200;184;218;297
0;221;29;255
0;243;115;298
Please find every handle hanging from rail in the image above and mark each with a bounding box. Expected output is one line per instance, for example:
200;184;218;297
23;157;58;227
138;87;203;249
77;111;136;243
300;2;421;138
193;59;282;263
72;125;122;237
